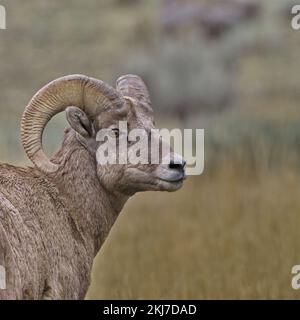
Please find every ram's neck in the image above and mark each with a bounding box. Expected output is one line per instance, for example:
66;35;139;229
50;129;128;256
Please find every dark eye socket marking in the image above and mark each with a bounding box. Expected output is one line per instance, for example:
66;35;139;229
112;128;120;138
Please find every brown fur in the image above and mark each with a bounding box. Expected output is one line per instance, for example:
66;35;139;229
0;75;186;300
0;129;126;299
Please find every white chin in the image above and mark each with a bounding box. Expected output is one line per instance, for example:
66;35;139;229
157;179;184;192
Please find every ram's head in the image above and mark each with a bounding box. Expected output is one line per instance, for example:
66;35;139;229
21;75;186;195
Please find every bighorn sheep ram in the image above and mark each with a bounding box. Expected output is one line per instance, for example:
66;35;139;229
0;74;186;299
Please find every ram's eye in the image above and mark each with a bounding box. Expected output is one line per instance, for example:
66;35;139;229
112;128;119;138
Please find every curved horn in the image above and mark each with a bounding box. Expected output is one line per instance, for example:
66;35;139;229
21;74;125;173
116;74;151;107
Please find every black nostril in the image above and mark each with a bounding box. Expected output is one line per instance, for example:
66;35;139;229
169;159;186;171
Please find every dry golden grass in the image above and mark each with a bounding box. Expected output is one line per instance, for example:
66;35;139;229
87;166;300;299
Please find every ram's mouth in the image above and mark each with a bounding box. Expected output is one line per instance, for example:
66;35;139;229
124;167;186;192
156;171;187;192
156;166;187;183
158;173;187;183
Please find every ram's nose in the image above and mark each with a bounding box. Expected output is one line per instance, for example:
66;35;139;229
168;153;186;174
168;158;186;172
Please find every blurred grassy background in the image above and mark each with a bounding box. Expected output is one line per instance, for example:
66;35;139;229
1;0;300;299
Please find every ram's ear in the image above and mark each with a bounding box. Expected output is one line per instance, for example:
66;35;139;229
66;106;92;138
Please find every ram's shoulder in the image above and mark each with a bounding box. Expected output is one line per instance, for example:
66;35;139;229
0;164;63;209
0;163;34;179
0;164;44;188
